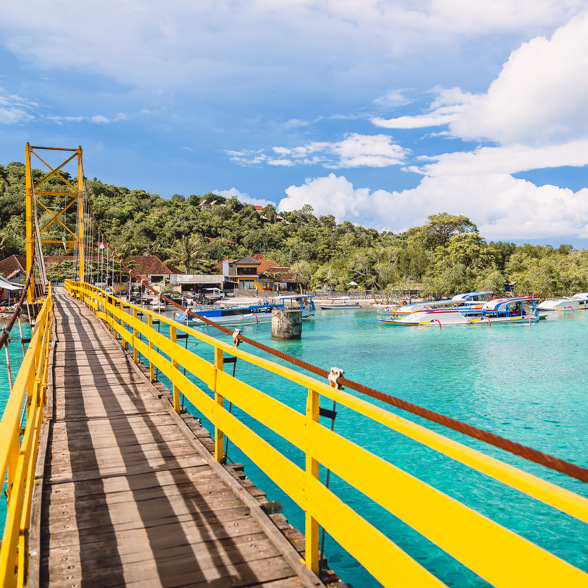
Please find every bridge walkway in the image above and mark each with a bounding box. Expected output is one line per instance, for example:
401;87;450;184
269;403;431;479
38;290;321;587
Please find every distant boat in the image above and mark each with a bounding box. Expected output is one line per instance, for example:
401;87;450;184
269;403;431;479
319;297;361;309
378;291;493;316
174;295;315;326
378;296;541;326
537;293;588;311
149;298;166;310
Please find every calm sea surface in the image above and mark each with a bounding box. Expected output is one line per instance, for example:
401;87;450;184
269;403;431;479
2;309;587;586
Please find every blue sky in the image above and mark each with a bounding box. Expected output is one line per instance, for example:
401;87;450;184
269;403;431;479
1;1;588;247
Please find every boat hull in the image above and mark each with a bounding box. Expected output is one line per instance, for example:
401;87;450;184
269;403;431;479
537;300;588;311
378;309;540;326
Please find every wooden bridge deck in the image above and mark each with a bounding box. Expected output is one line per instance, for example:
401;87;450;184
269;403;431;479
36;290;322;588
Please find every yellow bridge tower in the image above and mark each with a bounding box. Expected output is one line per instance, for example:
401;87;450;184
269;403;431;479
25;144;86;301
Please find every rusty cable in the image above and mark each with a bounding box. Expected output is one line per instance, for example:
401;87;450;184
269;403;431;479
0;262;36;351
85;202;588;484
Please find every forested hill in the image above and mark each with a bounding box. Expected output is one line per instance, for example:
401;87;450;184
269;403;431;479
1;161;587;298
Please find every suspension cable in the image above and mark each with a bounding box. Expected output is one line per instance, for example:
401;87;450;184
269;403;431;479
0;263;35;352
82;200;588;484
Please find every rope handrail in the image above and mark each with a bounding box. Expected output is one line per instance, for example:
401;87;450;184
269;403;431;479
80;202;588;485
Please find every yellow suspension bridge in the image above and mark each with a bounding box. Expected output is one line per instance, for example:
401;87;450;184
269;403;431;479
1;145;587;587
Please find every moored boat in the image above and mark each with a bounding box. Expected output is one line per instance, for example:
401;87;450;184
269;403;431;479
537;293;588;311
319;297;361;309
174;295;315;326
378;291;493;316
149;298;167;310
378;295;540;326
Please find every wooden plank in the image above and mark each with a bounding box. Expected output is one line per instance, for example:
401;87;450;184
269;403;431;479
42;465;219;499
38;290;323;588
44;533;282;572
45;454;209;484
43;503;255;534
46;554;296;588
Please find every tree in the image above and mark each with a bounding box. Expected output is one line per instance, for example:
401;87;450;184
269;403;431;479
262;204;278;223
418;213;478;249
163;234;213;274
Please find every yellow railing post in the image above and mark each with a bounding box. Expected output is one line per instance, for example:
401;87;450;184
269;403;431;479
132;308;138;364
54;282;588;588
170;326;181;413
112;297;119;340
305;387;320;574
214;347;224;462
148;314;155;381
119;300;127;350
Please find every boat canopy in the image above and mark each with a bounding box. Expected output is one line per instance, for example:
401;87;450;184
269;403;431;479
451;291;493;302
483;296;539;311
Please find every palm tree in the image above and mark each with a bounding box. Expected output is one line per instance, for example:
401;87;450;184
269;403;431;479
164;234;212;274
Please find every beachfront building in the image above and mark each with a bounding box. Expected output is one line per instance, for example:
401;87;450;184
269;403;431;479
0;254;27;284
258;266;306;292
124;255;183;285
215;254;307;293
233;255;261;290
169;273;237;293
0;275;23;304
1;253;185;288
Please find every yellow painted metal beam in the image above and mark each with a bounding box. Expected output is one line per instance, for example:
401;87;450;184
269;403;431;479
0;288;53;587
65;281;588;588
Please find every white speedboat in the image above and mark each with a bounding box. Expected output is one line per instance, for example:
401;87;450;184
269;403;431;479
537;293;588;311
319;297;361;309
378;291;493;317
149;298;167;310
378;296;540;327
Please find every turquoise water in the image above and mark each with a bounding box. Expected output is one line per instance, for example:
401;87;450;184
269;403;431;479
0;322;31;534
168;309;588;587
2;310;587;586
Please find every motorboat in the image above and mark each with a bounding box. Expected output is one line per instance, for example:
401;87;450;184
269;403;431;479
173;295;315;326
147;296;167;310
537;293;588;312
378;295;541;327
378;291;493;316
319;297;361;309
475;296;541;324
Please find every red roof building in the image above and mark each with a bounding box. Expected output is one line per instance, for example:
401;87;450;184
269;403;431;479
0;255;26;281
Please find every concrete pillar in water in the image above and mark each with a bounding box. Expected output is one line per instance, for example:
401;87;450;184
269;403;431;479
272;308;302;339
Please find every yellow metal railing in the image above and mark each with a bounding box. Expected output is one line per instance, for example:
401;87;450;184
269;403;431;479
65;281;588;587
0;287;53;588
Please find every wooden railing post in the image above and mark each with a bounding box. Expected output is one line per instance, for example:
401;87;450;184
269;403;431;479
305;387;320;574
170;326;181;413
214;348;224;462
148;314;155;381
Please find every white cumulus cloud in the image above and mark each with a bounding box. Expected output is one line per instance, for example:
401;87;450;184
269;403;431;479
373;12;588;147
451;11;588;145
278;170;588;241
227;134;409;169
